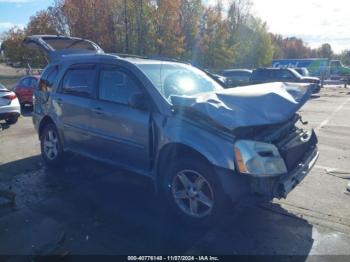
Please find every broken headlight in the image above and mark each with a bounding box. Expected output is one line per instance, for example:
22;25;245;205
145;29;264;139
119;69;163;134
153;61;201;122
234;140;287;177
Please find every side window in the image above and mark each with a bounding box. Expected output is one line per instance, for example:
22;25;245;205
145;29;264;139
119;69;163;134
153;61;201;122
38;65;59;92
62;68;95;97
330;61;341;74
278;70;294;79
226;72;237;77
242;72;251;81
260;70;270;78
98;68;140;105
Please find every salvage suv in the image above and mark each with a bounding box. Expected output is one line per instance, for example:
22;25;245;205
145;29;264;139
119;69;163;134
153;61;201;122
25;36;319;225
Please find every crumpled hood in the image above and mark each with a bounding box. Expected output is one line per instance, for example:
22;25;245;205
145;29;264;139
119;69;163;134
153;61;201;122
171;82;313;130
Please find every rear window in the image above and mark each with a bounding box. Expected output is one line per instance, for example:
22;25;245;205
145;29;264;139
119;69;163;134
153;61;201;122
44;38;97;51
38;65;59;92
223;71;250;77
20;77;31;87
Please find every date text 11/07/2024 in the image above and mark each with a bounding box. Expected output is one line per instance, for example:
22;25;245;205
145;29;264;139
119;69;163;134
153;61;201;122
127;256;219;261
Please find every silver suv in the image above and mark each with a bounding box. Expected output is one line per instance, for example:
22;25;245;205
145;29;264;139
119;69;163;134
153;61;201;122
26;36;319;226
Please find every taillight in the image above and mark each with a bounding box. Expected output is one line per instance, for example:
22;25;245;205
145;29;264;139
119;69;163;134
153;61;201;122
3;92;17;100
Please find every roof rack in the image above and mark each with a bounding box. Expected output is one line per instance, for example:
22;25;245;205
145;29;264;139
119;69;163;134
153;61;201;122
111;53;191;65
112;53;149;59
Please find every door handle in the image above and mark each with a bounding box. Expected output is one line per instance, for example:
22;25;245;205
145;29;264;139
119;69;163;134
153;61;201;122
92;107;104;115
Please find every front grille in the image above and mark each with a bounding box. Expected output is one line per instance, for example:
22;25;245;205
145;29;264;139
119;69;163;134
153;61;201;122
276;128;318;171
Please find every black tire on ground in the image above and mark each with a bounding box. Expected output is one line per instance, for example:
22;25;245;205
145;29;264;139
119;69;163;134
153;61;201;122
40;123;65;168
162;157;228;227
5;116;18;125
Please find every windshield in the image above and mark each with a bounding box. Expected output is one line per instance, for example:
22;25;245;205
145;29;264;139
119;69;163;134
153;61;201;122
296;68;309;76
137;63;223;102
289;68;303;78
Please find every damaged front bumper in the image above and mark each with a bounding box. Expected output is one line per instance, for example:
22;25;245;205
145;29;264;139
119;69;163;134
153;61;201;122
247;145;319;202
273;146;319;198
216;142;319;204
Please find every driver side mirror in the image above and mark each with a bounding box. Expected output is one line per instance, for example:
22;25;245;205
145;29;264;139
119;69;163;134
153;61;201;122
128;92;150;111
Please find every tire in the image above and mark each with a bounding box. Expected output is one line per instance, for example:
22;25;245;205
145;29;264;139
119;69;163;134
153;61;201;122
40;123;65;168
5;116;18;125
163;157;227;227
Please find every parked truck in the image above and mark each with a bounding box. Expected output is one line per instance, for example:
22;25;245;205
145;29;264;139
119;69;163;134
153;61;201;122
272;58;350;83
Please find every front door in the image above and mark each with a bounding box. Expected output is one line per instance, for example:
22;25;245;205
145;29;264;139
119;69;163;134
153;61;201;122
90;65;151;172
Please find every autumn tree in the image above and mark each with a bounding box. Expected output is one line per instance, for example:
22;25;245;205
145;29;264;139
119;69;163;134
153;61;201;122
1;27;45;67
271;35;317;59
153;0;185;57
231;16;273;68
27;10;62;35
336;50;350;65
317;43;333;59
2;0;342;70
226;0;251;46
196;3;235;69
62;0;115;51
179;0;202;61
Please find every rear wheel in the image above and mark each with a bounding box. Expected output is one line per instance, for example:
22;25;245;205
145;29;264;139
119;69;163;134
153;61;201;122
40;123;65;167
163;158;227;227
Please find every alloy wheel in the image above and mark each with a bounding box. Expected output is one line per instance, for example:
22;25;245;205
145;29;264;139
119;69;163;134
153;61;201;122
171;169;214;218
43;129;59;160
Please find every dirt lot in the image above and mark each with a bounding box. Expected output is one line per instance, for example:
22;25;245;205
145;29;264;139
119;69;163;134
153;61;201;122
0;86;349;259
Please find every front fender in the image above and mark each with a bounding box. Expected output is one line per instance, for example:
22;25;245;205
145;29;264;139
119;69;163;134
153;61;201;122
160;117;236;171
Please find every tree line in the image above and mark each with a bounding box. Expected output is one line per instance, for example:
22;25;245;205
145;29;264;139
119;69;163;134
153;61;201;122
0;0;347;70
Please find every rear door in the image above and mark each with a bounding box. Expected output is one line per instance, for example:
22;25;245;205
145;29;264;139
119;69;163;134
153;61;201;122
54;64;97;152
23;35;104;62
90;65;151;171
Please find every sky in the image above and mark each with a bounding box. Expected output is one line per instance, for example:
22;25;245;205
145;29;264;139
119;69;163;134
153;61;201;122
0;0;53;33
1;0;349;53
251;0;350;53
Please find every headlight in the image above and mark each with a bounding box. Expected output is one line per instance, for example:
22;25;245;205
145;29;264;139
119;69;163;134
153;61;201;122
234;140;287;177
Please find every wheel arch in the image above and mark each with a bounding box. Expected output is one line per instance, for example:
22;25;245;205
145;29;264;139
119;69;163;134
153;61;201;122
38;115;55;138
155;143;213;188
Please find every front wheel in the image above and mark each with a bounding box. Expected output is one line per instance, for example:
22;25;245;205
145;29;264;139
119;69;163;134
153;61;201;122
163;158;227;227
40;123;65;167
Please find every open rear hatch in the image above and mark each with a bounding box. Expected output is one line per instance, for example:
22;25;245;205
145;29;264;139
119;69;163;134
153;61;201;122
23;35;104;62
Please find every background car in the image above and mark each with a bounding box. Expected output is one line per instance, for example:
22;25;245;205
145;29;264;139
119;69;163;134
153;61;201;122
221;69;252;87
12;75;39;108
294;67;310;77
0;83;21;125
250;67;321;93
206;72;228;87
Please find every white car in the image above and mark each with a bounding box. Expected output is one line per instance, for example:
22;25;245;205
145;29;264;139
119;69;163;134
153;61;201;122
0;83;21;125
